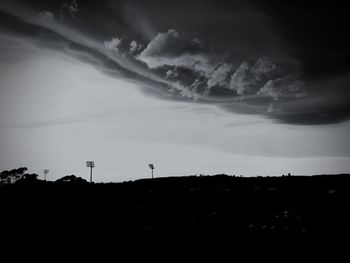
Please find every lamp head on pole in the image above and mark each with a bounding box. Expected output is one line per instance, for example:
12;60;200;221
149;164;154;170
86;161;95;168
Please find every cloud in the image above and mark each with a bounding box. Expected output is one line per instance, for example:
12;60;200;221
267;103;274;113
138;29;180;57
229;57;281;96
61;0;79;20
207;63;233;89
168;80;199;100
1;1;348;125
258;75;306;100
104;37;122;53
165;69;178;78
136;30;305;101
136;29;308;107
137;29;217;77
229;61;251;95
38;11;54;22
129;40;140;54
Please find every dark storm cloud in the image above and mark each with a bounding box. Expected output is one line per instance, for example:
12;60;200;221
1;0;350;125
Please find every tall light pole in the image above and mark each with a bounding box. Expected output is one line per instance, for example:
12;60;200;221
43;169;49;181
149;164;155;179
86;161;95;183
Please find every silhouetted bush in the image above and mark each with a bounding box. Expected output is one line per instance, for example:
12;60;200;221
55;175;88;184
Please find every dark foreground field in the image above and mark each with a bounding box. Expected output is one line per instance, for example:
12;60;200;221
1;174;350;262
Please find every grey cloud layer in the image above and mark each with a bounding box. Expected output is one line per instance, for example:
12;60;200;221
133;29;309;116
1;0;349;125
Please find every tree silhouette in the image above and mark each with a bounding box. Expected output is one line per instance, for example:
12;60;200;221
0;167;29;184
17;173;39;183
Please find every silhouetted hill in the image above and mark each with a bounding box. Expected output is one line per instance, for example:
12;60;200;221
1;174;349;262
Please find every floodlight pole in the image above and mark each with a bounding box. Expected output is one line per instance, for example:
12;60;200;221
149;164;155;179
86;161;95;183
43;169;49;181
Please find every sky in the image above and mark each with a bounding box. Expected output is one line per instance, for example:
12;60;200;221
0;0;350;182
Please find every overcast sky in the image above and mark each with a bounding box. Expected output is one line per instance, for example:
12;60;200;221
0;0;349;182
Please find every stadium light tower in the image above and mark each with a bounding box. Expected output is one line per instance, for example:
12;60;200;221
43;169;49;181
149;164;155;179
86;161;95;183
